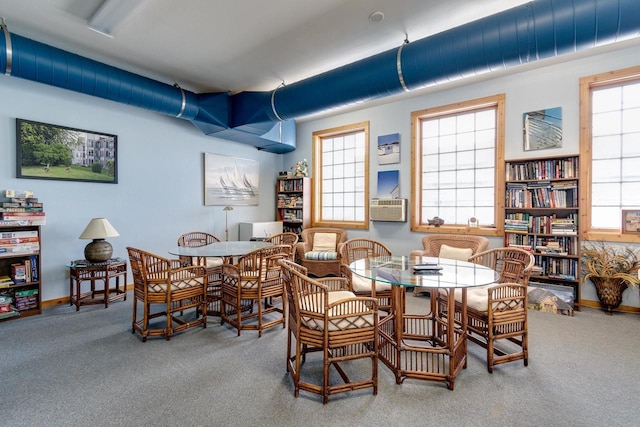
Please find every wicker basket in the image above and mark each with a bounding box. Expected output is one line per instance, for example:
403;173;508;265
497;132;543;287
591;277;628;315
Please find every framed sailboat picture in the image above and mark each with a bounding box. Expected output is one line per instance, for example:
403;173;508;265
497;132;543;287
204;153;259;205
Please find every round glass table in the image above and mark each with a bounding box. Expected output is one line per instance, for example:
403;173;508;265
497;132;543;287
349;255;498;389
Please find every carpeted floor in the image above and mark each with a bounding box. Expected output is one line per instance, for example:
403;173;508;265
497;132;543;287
1;290;639;427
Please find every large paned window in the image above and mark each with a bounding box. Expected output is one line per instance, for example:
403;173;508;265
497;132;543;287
312;121;369;229
580;65;640;242
411;95;505;236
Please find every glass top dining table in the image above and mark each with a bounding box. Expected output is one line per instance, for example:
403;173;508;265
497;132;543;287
168;240;273;258
349;255;498;389
348;255;498;289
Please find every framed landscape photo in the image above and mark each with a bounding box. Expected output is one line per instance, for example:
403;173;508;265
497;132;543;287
622;209;640;234
16;118;118;184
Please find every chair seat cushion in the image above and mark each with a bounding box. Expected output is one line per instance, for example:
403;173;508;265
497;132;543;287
150;275;205;292
351;272;393;293
439;244;474;261
205;257;224;268
301;291;374;331
305;251;338;260
312;233;337;252
439;285;493;312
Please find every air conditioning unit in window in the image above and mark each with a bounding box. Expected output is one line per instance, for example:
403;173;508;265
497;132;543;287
370;198;407;222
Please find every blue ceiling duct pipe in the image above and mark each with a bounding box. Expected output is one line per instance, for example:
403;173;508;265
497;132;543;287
2;0;640;153
236;0;640;125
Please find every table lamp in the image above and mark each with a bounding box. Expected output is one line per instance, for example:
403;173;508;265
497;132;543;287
223;205;234;241
79;218;120;262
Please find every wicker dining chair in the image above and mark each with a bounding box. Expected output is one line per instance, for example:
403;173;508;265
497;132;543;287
295;228;348;277
177;231;224;315
265;232;299;259
411;234;489;297
220;244;291;336
439;246;534;373
127;247;207;342
279;259;378;404
339;238;393;313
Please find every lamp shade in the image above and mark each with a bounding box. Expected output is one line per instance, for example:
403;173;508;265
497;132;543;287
79;218;120;240
79;218;119;262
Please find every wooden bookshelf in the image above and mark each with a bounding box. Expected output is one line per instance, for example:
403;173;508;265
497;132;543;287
276;177;310;237
505;155;581;310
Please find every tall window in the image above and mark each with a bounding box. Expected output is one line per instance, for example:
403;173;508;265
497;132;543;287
580;65;640;242
312;121;369;229
411;94;505;235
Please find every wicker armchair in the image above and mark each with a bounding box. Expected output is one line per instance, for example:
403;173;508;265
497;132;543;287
279;259;378;404
220;244;291;336
339;238;393;312
439;247;534;373
411;234;489;296
127;247;207;342
177;232;224;315
295;228;347;277
265;232;299;259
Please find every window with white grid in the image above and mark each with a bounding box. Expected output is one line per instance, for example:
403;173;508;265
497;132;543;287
581;66;640;241
411;95;504;234
312;122;369;229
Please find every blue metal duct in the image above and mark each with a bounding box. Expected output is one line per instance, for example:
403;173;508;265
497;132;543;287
238;0;640;124
2;0;640;153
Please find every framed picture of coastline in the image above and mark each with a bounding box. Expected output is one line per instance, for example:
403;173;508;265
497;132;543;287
16;118;117;183
204;153;259;206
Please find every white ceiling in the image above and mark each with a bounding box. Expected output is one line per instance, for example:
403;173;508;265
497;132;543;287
0;0;533;95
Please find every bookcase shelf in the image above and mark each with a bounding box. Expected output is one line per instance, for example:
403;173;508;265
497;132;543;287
0;225;42;321
276;177;310;237
504;155;581;311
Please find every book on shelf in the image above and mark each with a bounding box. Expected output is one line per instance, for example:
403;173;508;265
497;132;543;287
11;264;27;283
0;236;39;244
0;230;39;239
0;275;15;287
0;242;40;254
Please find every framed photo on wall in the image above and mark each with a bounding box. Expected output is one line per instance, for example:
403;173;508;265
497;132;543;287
523;107;563;151
622;210;640;234
16;118;118;184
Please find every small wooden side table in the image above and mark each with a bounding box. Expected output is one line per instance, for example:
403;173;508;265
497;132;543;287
69;258;127;311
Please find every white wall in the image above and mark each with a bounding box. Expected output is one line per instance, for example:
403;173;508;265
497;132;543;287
289;42;640;309
0;77;284;302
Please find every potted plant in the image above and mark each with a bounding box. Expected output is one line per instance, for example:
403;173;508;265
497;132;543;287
581;241;640;315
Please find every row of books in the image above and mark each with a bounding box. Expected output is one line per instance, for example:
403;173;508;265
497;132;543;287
277;179;304;192
14;288;38;311
504;235;578;255
280;209;304;221
277;195;303;208
505;214;578;235
0;228;41;257
531;256;578;280
505;181;578;208
283;224;303;235
506;158;578;181
0;255;39;287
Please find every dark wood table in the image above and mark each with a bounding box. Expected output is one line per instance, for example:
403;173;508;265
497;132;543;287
68;258;127;311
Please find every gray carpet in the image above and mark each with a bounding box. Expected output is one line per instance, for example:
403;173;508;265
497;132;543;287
1;291;639;427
